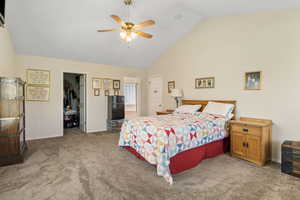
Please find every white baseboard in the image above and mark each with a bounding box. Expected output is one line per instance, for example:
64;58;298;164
27;134;63;141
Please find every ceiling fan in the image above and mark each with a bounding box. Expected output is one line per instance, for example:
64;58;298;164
97;0;156;42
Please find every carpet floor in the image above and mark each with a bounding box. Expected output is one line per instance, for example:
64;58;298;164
0;131;300;200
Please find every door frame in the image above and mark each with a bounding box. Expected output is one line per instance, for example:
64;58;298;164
124;82;138;112
62;72;87;133
148;75;163;115
124;77;142;116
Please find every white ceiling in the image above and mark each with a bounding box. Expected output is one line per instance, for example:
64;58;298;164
6;0;300;68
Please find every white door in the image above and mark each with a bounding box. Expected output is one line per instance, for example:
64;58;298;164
79;74;87;132
148;77;163;115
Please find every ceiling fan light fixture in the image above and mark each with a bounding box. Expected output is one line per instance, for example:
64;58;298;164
120;31;127;39
130;32;137;39
124;0;132;6
125;36;132;42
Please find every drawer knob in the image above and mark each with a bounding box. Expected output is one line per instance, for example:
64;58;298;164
243;128;249;132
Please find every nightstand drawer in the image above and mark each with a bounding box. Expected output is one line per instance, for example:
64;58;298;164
231;124;262;136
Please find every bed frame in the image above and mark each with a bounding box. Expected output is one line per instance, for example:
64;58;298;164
181;100;237;119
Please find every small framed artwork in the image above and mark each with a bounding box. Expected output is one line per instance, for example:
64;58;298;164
168;81;175;93
94;89;100;96
114;90;120;96
195;77;215;89
245;71;262;90
92;78;102;89
113;80;121;90
104;90;110;96
103;79;113;90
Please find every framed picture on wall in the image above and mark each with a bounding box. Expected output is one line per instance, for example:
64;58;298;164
245;71;262;90
92;78;102;89
94;89;100;96
103;79;113;90
168;81;175;93
114;89;120;96
113;80;120;89
195;77;215;89
26;69;50;85
26;85;50;101
104;90;110;96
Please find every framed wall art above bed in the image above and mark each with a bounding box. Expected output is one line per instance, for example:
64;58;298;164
245;71;262;90
195;77;215;89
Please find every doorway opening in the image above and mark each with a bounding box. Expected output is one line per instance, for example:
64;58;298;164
124;82;138;119
63;73;86;134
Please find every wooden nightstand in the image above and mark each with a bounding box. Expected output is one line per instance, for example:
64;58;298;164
230;117;272;166
156;109;174;115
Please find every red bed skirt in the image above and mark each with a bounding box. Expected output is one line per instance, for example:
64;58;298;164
124;137;229;174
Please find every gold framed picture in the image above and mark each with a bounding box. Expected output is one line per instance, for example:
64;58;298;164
195;77;215;89
245;71;262;90
92;78;103;89
26;85;50;101
103;79;113;90
94;89;100;96
168;81;175;93
104;90;110;96
26;69;50;85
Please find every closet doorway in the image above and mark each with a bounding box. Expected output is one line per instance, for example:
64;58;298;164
63;73;86;133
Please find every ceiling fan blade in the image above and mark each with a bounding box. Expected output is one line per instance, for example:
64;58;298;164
133;30;153;39
134;20;155;29
110;15;124;25
97;29;120;32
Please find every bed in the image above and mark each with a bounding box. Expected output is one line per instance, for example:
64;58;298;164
118;100;236;184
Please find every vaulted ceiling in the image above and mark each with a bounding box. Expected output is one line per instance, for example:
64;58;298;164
6;0;300;68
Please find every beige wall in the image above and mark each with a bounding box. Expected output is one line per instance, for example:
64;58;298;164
17;55;147;140
0;28;17;76
148;9;300;162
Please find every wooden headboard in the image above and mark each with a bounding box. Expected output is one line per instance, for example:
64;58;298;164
182;100;237;119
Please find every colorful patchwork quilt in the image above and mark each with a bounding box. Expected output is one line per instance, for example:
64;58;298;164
118;112;228;184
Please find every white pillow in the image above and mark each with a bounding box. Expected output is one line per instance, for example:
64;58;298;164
175;105;202;114
203;102;234;118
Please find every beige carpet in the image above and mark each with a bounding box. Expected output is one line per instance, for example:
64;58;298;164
0;131;300;200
